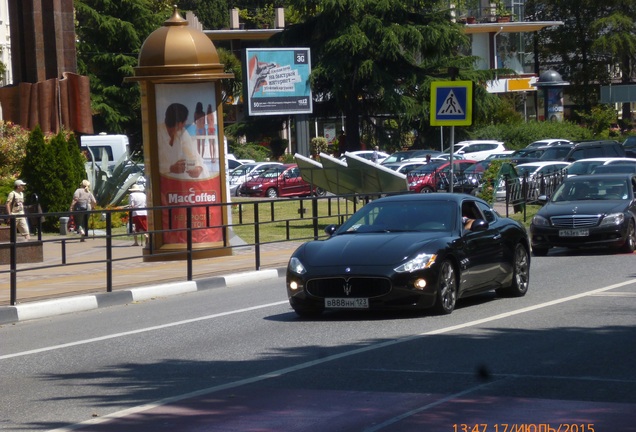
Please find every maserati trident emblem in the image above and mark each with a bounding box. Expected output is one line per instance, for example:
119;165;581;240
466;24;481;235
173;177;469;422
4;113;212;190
343;280;352;296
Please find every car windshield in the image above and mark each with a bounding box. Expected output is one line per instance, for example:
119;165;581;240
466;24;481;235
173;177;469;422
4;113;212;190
464;161;491;174
540;147;571;160
230;166;251;177
408;162;445;175
552;178;630;201
337;200;456;233
260;167;286;178
513;148;543;158
382;152;412;164
515;165;538;176
567;161;602;176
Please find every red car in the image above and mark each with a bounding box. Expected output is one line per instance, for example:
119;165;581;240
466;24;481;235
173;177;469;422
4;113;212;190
238;164;324;198
407;160;477;193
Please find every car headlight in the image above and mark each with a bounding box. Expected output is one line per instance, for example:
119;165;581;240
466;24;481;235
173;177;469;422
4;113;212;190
288;257;306;275
531;215;550;227
394;253;437;273
252;184;263;189
599;213;625;227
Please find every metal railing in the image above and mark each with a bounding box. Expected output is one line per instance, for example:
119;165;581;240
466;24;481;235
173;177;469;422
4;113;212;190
1;174;569;305
0;194;371;305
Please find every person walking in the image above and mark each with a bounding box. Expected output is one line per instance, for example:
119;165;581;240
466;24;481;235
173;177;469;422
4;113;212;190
70;180;97;241
127;183;148;247
5;179;31;241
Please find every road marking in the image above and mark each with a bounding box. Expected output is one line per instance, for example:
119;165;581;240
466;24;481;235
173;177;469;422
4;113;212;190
589;291;636;297
41;278;636;431
0;301;289;360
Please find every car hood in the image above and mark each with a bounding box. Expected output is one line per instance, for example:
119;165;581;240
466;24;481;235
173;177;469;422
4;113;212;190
540;200;628;217
296;232;447;267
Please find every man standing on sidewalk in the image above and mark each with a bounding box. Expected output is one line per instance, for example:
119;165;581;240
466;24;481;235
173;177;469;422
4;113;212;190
5;180;31;241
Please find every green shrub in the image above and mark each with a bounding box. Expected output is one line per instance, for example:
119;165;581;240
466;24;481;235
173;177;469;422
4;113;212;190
230;142;272;161
311;136;329;155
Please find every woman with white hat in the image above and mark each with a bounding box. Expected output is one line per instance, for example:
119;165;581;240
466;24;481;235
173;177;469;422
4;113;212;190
70;180;97;241
127;183;148;246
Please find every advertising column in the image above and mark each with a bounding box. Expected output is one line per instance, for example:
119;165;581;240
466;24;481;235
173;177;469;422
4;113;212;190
155;83;223;245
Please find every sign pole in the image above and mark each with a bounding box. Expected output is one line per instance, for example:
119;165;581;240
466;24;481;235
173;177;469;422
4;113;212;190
449;125;454;193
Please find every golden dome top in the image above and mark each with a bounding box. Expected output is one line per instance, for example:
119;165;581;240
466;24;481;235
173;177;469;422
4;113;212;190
132;6;232;80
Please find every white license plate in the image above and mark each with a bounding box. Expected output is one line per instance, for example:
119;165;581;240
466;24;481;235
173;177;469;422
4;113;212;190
325;298;369;309
559;229;589;237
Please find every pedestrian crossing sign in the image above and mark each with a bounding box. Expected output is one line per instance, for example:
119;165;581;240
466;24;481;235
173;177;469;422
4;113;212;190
430;81;473;126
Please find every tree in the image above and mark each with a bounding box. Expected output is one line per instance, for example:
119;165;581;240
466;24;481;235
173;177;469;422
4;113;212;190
20;128;85;230
591;0;636;124
74;0;170;149
177;0;230;29
271;0;496;151
526;0;636;119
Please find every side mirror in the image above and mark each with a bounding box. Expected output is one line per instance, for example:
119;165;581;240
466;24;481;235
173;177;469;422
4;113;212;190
324;224;338;236
470;219;489;232
537;195;549;205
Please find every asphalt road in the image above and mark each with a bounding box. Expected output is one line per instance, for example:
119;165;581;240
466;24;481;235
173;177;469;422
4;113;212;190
1;249;636;431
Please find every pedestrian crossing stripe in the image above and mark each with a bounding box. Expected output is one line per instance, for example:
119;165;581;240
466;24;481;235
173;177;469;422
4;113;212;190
430;81;473;126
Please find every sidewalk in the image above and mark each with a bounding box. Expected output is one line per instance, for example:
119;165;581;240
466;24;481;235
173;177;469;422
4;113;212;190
0;232;300;324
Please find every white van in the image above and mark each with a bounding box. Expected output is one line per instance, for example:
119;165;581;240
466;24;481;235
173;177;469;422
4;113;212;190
80;133;130;163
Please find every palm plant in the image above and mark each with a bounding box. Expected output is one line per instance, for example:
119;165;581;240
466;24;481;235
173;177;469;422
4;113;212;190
85;148;144;207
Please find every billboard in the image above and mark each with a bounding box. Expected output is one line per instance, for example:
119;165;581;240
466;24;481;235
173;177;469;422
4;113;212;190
245;48;312;116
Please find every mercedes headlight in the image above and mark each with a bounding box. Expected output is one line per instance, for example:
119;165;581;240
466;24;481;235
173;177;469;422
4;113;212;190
600;213;624;227
531;215;550;227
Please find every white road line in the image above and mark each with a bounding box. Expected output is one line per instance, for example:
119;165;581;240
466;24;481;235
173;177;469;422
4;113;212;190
44;278;636;432
0;301;289;360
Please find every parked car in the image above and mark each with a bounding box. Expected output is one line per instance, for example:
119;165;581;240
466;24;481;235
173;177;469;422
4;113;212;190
509;147;546;164
455;160;492;195
286;193;530;317
566;157;636;177
381;161;428;175
341;150;390;164
530;174;636;256
622;136;636;158
525;139;572;148
515;161;571;179
591;164;636;174
485;150;515;160
381;149;443;165
430;153;466;161
228;162;283;196
513;161;570;200
407;160;476;193
238;164;324;198
537;145;574;161
561;140;626;162
443;140;506;161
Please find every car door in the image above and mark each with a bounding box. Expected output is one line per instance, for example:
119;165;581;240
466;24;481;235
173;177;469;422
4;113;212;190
459;199;506;291
280;166;306;196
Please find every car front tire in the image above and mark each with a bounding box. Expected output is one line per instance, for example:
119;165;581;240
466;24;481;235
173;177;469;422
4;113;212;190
497;243;530;297
620;219;636;253
433;260;457;315
266;188;278;198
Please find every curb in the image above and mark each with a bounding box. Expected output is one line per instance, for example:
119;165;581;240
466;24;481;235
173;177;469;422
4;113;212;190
0;267;286;325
